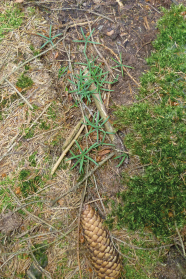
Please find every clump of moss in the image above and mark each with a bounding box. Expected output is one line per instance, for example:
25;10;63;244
0;6;24;40
16;74;33;89
113;5;186;236
19;169;42;197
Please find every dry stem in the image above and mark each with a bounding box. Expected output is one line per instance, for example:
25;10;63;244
5;79;33;109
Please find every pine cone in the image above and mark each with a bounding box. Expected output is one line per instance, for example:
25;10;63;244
81;204;121;279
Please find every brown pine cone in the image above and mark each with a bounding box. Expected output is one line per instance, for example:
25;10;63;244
81;204;121;279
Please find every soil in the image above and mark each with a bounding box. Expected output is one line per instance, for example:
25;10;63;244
1;0;186;278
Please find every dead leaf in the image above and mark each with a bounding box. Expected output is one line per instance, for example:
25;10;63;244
106;30;114;36
98;148;111;156
15;187;21;195
14;0;24;2
58;199;64;206
54;52;59;59
16;86;22;92
96;148;111;162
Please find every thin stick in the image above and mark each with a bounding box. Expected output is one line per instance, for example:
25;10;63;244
51;122;86;175
26;125;64;141
135;41;153;56
93;174;106;214
51;152;115;206
86;15;114;78
113;236;172;251
175;221;186;257
134;91;157;103
5;79;33;109
62;118;83;150
83;69;115;142
27;102;51;131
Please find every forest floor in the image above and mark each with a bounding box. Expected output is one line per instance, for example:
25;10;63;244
0;0;186;278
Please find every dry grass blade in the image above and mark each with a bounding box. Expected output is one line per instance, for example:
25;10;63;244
5;79;33;109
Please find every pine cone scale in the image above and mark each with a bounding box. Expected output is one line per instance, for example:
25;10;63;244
81;204;121;279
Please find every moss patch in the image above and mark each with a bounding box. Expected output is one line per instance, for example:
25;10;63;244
113;5;186;236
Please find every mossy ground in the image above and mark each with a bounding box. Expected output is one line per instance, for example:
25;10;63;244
113;4;186;237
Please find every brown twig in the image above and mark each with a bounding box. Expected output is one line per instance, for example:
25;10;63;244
86;15;115;78
62;118;84;150
51;122;86;175
5;79;33;109
135;41;153;56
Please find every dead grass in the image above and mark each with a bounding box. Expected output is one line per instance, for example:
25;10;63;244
0;2;85;278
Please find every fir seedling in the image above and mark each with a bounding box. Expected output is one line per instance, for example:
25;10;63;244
84;112;114;143
69;68;96;104
111;53;134;77
73;28;100;57
58;66;68;78
37;25;63;49
114;152;128;167
67;141;99;173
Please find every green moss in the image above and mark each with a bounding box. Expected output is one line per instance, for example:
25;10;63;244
113;5;186;237
24;126;35;139
39;121;50;130
0;6;24;40
19;169;42;197
47;104;57;120
16;74;33;89
29;152;37;167
29;44;40;56
19;169;31;180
